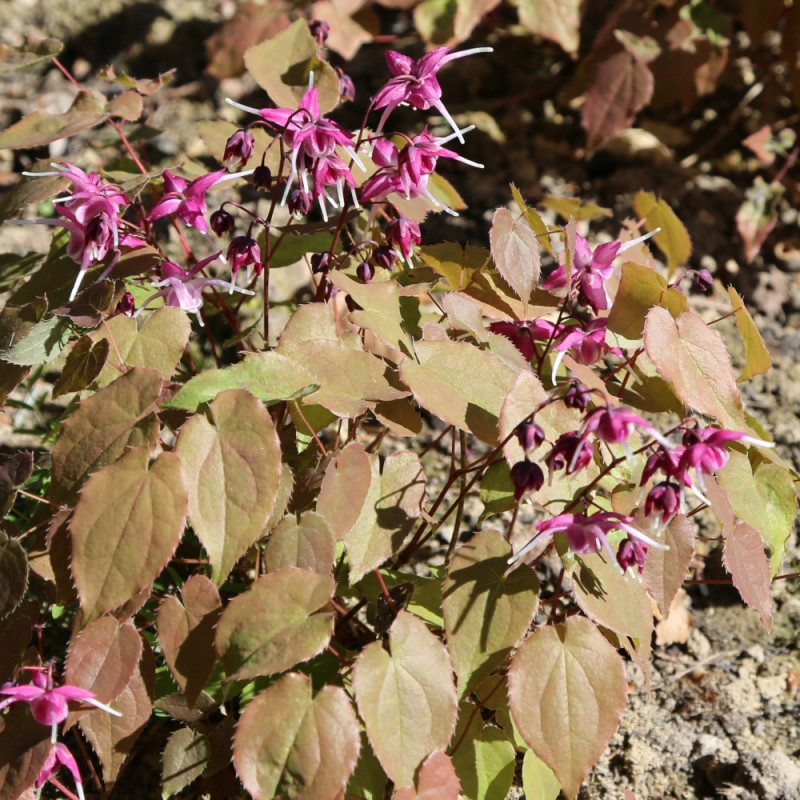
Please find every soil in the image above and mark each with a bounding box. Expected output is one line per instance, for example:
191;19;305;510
1;2;799;799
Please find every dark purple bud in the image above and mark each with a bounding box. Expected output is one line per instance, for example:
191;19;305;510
386;215;422;260
114;291;136;317
510;460;545;501
645;481;681;521
616;537;648;573
516;421;545;452
372;245;397;271
356;261;374;283
336;67;356;103
227;235;262;278
287;188;312;217
223;130;255;167
694;269;713;293
562;383;591;411
252;165;272;191
311;252;331;274
309;19;330;46
545;433;593;475
210;209;235;237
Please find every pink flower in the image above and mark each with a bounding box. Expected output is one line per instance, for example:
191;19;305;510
36;742;86;800
0;665;121;743
385;215;421;261
148;169;227;234
372;46;492;142
510;460;545;500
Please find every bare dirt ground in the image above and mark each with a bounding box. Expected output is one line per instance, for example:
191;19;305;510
1;2;799;799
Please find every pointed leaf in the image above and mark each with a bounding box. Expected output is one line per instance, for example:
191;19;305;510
489;207;541;311
49;367;162;504
727;287;770;381
0;315;70;366
93;306;191;386
157;575;222;706
643;307;746;430
0;36;63;72
0;529;27;618
162;726;210;798
643;514;696;616
233;672;360;800
399;340;516;444
633;191;692;276
51;336;109;398
215;568;334;680
175;389;282;584
165;351;317;411
78;645;154;786
723;520;773;631
70;448;187;621
316;442;375;541
443;530;538;696
513;0;582;53
353;611;458;786
508;617;628;800
521;749;561;800
264;511;336;575
393;750;460;800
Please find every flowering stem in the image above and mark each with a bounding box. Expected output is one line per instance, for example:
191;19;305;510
51;57;82;91
109;120;148;176
49;777;82;800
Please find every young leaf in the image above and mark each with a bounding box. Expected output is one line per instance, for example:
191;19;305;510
0;528;27;618
399;340;517;445
508;617;628;800
63;617;142;728
233;672;360;800
162;727;210;798
49;366;162;504
175;389;282;585
51;335;109;398
513;0;582;53
443;530;538;696
727;287;770;381
78;644;155;786
353;611;458;787
393;749;461;800
70;448;187;621
633;191;692;275
489;207;541;312
643;514;696;617
156;575;222;707
643;307;746;431
521;749;561;800
215;568;334;680
263;511;336;575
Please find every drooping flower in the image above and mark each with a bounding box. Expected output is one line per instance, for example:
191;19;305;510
148;169;226;234
488;318;563;362
227;235;262;282
371;46;493;142
36;742;86;800
385;215;421;261
223;129;255;168
510;460;545;500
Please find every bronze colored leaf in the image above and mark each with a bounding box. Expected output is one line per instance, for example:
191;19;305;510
489;207;541;313
51;336;110;399
0;528;27;618
161;727;210;798
393;749;460;800
263;512;336;575
643;514;695;617
0;705;52;799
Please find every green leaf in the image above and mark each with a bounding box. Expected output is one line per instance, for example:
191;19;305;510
451;719;515;800
539;195;612;222
478;461;516;524
233;672;361;800
70;448;187;621
0;528;27;619
727;286;770;381
0;90;109;149
264;512;336;575
244;19;340;114
175;389;283;584
489;207;541;312
165;351;317;411
399;340;517;445
345;736;388;800
508;617;628;800
51;336;109;398
215;568;334;680
511;184;555;255
268;230;336;268
643;307;746;431
633;191;692;276
162;727;210;798
93;306;191;386
522;749;561;800
443;530;538;696
418;242;490;291
0;36;63;72
607;261;688;341
156;575;222;707
353;611;458;786
1;315;70;366
49;367;162;504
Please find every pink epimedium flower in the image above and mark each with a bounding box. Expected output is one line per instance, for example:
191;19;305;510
385;214;422;262
372;45;493;142
36;742;86;800
550;317;622;385
488;318;563;362
148;169;227;234
0;665;121;744
509;511;668;569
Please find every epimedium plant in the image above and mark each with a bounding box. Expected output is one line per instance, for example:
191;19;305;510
0;19;797;800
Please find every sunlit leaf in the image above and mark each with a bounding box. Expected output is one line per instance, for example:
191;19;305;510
353;611;458;786
157;575;222;707
264;511;336;575
643;514;695;617
175;389;282;584
539;196;612;223
508;617;628;800
1;315;70;366
727;287;770;380
0;36;63;72
394;749;460;800
233;672;360;800
643;307;746;431
215;568;334;680
522;749;561;800
70;448;187;621
489;207;541;312
633;191;692;276
51;336;109;398
513;0;582;53
418;242;490;291
443;530;538;696
162;727;210;798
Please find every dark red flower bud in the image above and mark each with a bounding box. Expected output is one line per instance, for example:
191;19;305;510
516;421;545;452
510;460;544;500
287;188;312;217
372;245;397;271
252;165;272;191
223;130;255;168
694;269;713;293
616;537;648;573
311;252;331;274
356;261;374;283
645;481;681;521
114;291;136;317
545;433;593;475
309;19;330;46
336;67;356;103
227;235;262;278
562;383;591;411
210;209;235;237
